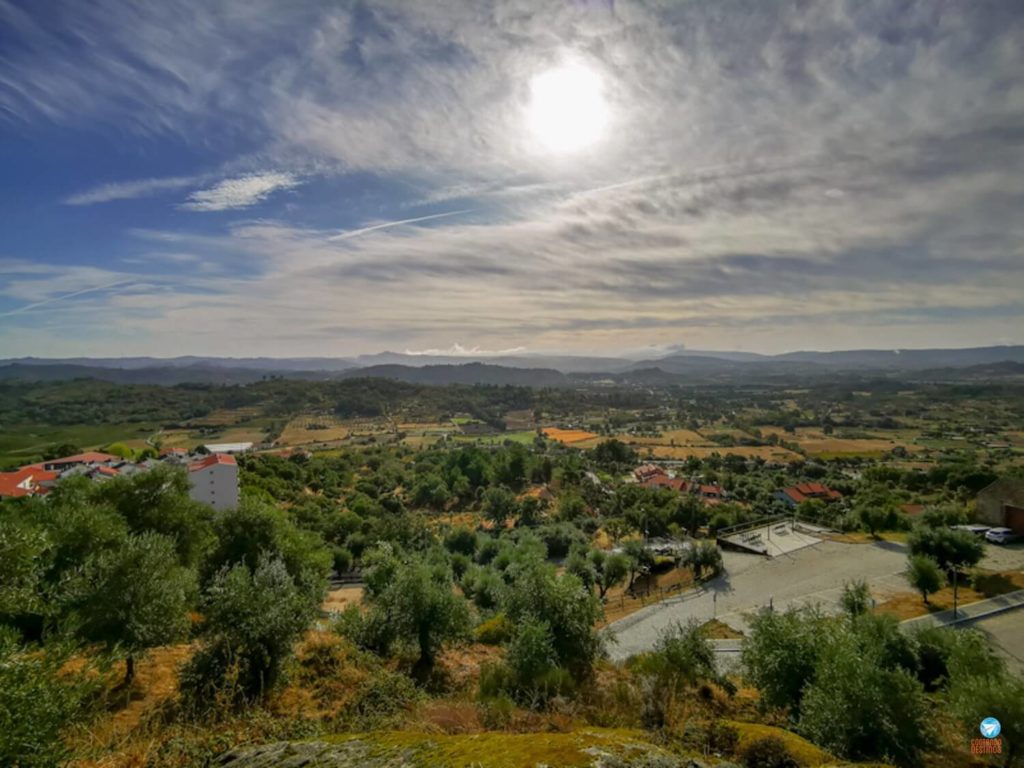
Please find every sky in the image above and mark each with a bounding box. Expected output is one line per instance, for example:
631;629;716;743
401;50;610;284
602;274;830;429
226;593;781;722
1;0;1023;359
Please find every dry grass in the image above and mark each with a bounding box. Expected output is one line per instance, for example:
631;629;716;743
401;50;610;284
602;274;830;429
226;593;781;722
873;584;990;621
280;416;350;446
542;427;601;445
322;585;365;614
629;444;802;462
599;568;696;626
700;619;744;639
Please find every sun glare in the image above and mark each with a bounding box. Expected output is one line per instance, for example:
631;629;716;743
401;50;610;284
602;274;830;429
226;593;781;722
526;62;609;154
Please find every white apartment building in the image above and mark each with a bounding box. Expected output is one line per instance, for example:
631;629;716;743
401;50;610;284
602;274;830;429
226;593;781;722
187;453;239;511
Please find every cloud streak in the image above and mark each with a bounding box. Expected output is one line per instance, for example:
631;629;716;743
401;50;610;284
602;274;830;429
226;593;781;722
179;173;302;211
326;209;475;241
65;175;202;205
0;279;137;319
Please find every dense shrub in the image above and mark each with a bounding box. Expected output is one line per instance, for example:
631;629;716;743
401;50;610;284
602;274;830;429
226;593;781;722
739;735;799;768
0;634;103;768
179;556;316;711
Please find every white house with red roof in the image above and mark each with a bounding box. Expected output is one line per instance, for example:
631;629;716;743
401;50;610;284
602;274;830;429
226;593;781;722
187;453;239;511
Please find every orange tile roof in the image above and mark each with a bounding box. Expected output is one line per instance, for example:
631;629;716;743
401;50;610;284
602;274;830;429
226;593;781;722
188;453;237;472
0;467;41;498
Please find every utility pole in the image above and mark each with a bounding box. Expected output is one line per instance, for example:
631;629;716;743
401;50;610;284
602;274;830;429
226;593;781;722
952;566;959;620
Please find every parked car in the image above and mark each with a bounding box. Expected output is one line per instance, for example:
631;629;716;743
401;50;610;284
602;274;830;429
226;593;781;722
952;524;991;538
984;527;1021;545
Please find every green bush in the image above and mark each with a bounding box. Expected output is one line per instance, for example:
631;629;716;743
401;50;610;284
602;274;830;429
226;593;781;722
179;556;316;711
0;638;103;768
474;613;513;645
739;735;799;768
349;668;420;726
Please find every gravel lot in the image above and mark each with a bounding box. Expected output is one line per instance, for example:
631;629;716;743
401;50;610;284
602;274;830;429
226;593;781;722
606;539;910;661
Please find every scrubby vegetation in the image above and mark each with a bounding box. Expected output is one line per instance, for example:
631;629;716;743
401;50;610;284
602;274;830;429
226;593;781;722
2;375;1023;766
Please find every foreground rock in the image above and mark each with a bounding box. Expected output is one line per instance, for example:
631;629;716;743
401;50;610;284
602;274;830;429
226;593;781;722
217;733;732;768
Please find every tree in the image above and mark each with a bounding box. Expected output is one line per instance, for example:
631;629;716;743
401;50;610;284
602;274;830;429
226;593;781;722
502;559;603;680
685;541;724;581
369;558;471;682
591;549;630;599
92;464;214;567
907;526;982;573
800;625;931;765
204;498;331;602
907;555;943;605
622;539;654;592
482;486;516;529
592;439;638;471
62;532;196;685
0;633;103;768
0;520;48;619
840;579;871;617
180;556;315;708
742;607;825;715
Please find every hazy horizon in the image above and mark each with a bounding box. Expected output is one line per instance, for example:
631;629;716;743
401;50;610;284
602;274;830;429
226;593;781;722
2;1;1023;358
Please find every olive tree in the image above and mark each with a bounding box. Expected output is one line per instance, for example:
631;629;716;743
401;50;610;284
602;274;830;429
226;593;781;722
62;532;196;685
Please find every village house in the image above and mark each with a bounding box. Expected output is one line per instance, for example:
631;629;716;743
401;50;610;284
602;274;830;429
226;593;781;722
976;478;1024;534
775;482;843;507
0;448;241;512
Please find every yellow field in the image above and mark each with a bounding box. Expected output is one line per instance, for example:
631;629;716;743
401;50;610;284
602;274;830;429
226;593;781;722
632;445;802;462
542;427;601;444
623;428;706;446
280;416;351;446
756;426;920;456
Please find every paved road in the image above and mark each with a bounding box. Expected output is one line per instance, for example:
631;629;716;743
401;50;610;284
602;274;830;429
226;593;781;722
607;539;910;661
967;607;1024;676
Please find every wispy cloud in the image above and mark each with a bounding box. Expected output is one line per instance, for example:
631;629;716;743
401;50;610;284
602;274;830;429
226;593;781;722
64;175;202;205
179;173;302;212
403;343;527;357
327;209;475;241
0;279;136;318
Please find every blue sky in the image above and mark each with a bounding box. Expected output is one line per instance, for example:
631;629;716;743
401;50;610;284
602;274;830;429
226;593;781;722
1;0;1022;358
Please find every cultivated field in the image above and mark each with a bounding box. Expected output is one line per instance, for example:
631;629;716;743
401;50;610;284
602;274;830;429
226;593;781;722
279;416;351;445
542;427;601;444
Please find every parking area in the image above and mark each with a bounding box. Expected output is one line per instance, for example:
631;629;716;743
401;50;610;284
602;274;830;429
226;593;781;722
968;608;1024;676
607;538;910;660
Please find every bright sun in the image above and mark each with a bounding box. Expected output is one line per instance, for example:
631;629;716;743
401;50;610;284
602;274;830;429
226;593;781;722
526;62;609;154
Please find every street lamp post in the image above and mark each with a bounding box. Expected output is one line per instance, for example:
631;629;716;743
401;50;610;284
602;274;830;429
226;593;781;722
952;566;959;620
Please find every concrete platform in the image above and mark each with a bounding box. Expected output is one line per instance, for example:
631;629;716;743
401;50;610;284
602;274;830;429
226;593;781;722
719;519;823;557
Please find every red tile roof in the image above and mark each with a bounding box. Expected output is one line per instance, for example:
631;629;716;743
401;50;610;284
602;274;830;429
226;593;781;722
700;484;723;497
643;475;690;492
0;467;41;498
95;466;120;477
188;453;237;472
781;483;842;504
31;451;122;469
634;463;667;481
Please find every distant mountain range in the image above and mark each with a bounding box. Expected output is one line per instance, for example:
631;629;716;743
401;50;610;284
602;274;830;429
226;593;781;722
2;345;1023;387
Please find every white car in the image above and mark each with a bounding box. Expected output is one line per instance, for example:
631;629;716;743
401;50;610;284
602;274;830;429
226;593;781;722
985;527;1021;545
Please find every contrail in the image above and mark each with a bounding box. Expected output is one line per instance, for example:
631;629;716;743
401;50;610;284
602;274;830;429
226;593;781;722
0;279;135;319
327;208;474;242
